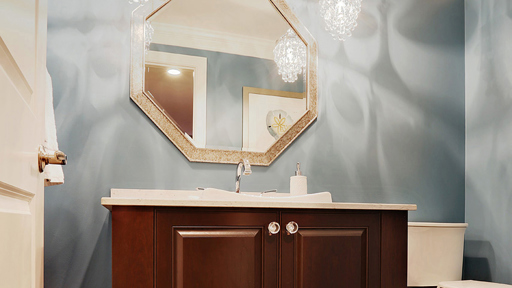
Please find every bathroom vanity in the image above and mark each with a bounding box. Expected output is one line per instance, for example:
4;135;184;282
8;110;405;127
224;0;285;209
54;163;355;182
102;190;416;288
117;0;419;285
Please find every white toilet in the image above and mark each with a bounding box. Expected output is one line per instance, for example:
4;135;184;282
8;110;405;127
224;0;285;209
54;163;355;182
408;222;512;288
408;222;468;286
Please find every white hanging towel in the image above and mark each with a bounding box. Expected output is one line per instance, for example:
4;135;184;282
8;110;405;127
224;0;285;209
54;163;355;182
43;70;64;186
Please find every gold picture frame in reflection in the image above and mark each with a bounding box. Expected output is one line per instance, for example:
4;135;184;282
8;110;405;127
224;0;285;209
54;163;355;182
130;0;318;166
242;87;306;153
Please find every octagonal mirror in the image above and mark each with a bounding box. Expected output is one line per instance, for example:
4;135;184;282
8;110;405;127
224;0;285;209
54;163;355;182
130;0;318;166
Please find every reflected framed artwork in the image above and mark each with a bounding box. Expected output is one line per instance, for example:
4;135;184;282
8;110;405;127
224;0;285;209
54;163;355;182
242;87;306;152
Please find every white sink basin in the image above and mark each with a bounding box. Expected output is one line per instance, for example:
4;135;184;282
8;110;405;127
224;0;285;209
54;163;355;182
111;188;332;203
200;188;332;203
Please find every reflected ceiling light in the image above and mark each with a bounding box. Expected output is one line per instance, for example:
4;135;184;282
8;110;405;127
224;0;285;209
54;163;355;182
273;29;307;83
128;0;148;5
144;20;154;54
320;0;362;41
167;69;181;75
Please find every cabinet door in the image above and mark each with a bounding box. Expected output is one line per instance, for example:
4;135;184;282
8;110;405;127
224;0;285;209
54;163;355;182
156;208;279;288
281;211;381;288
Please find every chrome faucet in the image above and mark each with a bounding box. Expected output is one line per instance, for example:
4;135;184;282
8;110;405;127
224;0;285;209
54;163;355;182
235;159;252;193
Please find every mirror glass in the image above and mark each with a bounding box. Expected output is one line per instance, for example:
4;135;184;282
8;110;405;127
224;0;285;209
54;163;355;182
144;0;308;153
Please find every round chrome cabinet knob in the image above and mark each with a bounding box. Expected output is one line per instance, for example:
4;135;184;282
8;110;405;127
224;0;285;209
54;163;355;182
286;221;299;235
268;222;280;235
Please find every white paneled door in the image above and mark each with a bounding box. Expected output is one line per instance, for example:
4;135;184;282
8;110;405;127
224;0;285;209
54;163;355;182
0;0;48;287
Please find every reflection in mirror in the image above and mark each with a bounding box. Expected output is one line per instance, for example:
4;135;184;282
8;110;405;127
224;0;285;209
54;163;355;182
145;51;207;147
242;87;306;152
144;0;307;152
145;65;194;137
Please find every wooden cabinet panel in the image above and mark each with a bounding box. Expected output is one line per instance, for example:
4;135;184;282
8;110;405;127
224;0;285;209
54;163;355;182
297;228;367;287
156;208;279;288
380;211;408;288
281;212;381;288
173;228;263;288
112;206;154;288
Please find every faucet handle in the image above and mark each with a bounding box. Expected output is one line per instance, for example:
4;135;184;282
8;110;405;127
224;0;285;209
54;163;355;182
260;189;277;196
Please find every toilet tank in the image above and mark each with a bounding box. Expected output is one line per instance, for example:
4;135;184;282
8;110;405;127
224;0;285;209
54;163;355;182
408;222;468;287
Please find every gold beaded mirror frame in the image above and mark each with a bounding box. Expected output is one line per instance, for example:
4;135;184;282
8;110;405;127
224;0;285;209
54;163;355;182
130;0;318;166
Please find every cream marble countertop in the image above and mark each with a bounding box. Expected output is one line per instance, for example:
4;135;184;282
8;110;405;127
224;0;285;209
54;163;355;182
101;189;417;211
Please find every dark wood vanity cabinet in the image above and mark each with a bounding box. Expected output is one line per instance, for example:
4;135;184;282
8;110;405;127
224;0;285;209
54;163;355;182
112;206;407;288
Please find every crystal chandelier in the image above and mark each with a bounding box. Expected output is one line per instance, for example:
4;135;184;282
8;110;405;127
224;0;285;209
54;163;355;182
273;29;307;83
144;20;154;53
320;0;362;41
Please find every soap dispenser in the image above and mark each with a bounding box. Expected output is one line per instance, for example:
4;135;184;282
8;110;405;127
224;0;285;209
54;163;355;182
290;162;307;195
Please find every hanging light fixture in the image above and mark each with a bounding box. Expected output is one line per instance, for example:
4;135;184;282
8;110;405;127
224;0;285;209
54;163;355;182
273;29;307;83
167;69;181;75
144;20;154;53
320;0;362;41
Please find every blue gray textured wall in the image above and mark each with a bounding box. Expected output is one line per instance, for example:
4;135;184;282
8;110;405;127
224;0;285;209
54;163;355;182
45;0;465;287
465;0;512;283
